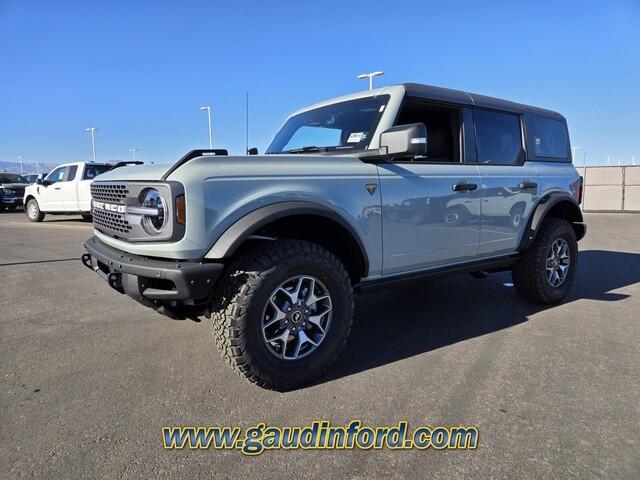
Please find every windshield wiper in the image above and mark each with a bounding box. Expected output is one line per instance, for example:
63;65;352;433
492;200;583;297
280;146;328;154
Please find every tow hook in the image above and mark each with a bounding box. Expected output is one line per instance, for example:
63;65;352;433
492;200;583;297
108;272;124;293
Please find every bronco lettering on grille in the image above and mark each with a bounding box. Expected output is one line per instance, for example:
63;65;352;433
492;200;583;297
92;200;126;214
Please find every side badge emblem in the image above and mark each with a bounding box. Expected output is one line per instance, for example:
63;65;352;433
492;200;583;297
365;183;377;195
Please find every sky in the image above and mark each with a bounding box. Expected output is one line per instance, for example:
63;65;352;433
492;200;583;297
1;0;639;168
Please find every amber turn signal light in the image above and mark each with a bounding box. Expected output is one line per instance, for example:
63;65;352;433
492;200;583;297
176;195;186;224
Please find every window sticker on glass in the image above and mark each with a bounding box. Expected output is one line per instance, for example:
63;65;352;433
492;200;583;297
379;105;386;112
347;132;366;143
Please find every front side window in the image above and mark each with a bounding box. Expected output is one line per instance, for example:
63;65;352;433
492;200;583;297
46;167;66;184
395;99;461;163
266;95;389;154
474;110;523;165
530;116;568;158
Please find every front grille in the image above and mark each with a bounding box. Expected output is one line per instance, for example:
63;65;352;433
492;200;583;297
91;183;131;236
92;208;132;234
90;184;129;204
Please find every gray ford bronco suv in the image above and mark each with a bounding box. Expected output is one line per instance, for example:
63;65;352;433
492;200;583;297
82;83;586;390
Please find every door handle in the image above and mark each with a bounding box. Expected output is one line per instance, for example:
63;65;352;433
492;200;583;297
54;187;61;190
518;181;537;189
452;183;478;192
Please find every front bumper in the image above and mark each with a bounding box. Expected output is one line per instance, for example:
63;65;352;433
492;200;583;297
1;195;23;206
82;236;223;304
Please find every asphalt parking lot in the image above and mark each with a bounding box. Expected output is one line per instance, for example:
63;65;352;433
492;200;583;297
1;210;639;479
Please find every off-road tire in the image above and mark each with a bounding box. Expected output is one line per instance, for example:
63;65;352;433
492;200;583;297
211;239;354;390
512;218;577;304
26;198;45;222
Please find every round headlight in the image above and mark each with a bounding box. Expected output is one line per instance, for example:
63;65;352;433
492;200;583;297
140;188;166;234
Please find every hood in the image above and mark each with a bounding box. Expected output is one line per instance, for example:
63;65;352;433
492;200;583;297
93;163;173;182
91;151;363;183
0;183;28;190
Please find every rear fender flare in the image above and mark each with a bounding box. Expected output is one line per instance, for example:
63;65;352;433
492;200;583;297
518;193;585;251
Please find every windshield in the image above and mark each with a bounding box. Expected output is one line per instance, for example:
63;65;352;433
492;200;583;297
0;173;28;184
266;95;390;154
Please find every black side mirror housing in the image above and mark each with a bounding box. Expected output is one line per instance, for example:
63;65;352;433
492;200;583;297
379;123;428;158
36;178;43;185
247;147;258;155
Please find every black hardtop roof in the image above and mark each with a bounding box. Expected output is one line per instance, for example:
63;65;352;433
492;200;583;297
401;83;564;119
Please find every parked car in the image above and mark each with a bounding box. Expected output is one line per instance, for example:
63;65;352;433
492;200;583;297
23;174;37;184
82;83;586;390
23;162;113;221
0;173;29;211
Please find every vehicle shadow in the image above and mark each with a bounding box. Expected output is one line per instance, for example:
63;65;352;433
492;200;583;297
315;250;639;386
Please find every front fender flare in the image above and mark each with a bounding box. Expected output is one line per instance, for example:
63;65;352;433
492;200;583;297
204;201;370;275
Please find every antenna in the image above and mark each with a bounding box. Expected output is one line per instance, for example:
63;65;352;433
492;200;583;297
245;91;249;155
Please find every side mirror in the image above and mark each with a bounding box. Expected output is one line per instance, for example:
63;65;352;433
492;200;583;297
379;123;428;158
247;147;258;155
36;178;43;185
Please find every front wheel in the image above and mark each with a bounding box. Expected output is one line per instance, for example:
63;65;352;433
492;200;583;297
211;239;354;390
26;199;45;222
512;218;577;304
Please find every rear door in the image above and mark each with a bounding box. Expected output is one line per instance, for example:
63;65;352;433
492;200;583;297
61;165;79;211
473;109;539;256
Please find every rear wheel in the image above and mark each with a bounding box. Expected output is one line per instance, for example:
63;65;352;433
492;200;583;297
82;214;92;221
512;218;577;304
26;199;45;222
211;239;354;390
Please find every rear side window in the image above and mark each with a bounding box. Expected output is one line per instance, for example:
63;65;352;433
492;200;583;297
530;116;568;158
474;110;523;165
64;165;78;181
84;164;112;179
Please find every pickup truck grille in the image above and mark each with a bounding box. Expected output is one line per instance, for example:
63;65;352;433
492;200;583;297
91;184;129;204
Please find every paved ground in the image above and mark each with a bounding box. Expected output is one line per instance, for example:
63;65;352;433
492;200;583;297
1;210;639;479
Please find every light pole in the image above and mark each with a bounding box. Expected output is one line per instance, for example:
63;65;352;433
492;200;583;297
85;127;98;162
129;148;138;161
18;154;23;175
357;71;384;91
200;105;213;149
571;146;580;163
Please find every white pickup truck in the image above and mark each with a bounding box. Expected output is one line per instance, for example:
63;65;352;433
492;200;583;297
23;162;114;222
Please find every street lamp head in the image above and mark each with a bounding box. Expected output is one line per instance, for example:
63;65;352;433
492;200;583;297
200;105;210;111
85;127;98;132
357;71;384;79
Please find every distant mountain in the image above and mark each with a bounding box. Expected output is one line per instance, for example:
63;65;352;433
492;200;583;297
0;160;62;175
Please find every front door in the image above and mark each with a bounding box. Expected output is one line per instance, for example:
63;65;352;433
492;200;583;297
378;163;482;275
39;166;65;211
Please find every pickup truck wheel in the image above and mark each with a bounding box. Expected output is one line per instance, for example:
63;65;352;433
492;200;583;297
82;214;92;221
211;239;354;391
26;199;45;222
512;218;577;304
